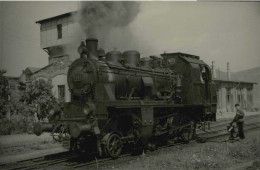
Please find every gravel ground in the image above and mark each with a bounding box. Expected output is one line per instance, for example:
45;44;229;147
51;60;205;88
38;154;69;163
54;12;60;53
98;129;260;170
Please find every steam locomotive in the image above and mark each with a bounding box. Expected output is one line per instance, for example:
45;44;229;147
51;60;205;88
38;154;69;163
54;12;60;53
34;38;217;158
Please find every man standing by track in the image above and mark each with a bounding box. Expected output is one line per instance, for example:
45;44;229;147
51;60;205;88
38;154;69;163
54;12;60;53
230;104;245;140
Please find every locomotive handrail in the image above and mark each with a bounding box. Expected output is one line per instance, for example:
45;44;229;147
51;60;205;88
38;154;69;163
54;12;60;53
102;61;178;77
100;68;178;79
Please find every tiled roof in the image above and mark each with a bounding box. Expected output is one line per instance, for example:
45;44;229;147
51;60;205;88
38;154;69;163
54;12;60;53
213;79;257;84
35;11;77;24
26;67;40;73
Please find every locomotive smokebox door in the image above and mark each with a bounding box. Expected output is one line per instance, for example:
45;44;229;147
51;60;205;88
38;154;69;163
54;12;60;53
140;107;154;139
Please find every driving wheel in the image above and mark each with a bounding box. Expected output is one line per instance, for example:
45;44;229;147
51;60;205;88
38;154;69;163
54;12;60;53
105;133;123;159
51;124;70;142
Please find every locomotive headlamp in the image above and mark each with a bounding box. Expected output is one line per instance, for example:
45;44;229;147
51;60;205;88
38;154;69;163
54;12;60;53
78;41;87;55
82;103;96;116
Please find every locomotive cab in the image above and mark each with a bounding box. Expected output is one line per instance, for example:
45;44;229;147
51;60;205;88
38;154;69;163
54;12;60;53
161;52;217;121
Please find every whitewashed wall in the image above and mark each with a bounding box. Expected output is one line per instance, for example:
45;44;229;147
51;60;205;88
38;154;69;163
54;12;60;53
40;15;83;49
52;74;70;102
219;87;227;111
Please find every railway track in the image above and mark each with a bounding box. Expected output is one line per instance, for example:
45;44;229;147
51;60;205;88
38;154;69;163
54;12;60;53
197;114;260;136
1;114;259;170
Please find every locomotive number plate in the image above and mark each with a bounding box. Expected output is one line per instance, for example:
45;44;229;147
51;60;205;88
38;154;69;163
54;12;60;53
73;74;82;81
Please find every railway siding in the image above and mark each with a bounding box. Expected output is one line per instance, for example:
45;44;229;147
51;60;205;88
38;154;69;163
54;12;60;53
0;112;259;167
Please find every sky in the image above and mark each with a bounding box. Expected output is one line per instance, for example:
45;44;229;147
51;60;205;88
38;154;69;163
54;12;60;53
0;1;260;77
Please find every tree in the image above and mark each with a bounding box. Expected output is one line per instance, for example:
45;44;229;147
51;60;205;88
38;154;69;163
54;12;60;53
20;79;59;121
0;69;10;118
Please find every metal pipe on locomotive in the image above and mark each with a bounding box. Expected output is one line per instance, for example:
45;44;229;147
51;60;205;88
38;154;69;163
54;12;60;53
33;38;217;158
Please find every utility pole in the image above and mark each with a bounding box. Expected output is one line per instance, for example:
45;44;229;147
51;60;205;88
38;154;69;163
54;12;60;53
211;61;215;79
227;62;230;80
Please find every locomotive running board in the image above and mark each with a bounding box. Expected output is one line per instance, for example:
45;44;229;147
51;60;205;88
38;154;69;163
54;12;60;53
102;100;205;108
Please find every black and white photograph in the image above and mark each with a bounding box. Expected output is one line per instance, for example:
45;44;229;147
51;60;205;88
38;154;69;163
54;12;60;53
0;1;259;169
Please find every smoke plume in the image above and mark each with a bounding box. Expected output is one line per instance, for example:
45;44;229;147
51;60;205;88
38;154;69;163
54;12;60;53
79;1;140;37
78;1;142;52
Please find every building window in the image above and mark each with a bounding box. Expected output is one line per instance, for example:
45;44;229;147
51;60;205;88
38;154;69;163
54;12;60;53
57;24;62;39
58;85;65;101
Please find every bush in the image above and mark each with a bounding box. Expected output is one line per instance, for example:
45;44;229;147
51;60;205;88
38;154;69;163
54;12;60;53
0;69;10;117
0;117;33;135
20;79;59;121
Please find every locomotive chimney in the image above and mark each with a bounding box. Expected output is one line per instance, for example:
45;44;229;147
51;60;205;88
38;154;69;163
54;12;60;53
85;38;98;59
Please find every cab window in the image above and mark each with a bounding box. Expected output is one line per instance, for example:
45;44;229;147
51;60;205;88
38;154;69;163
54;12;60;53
190;63;200;82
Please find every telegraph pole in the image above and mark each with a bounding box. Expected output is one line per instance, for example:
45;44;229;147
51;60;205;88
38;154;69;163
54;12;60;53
211;61;215;79
227;62;230;80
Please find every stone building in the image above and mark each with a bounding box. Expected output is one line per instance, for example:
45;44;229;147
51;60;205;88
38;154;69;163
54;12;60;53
35;11;81;61
214;79;256;112
212;64;256;112
19;67;40;84
26;11;84;102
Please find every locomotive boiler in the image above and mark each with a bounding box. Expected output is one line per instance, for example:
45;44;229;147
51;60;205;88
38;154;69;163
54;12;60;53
34;38;217;158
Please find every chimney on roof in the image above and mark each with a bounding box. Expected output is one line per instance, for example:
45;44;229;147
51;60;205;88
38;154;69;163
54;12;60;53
227;62;230;80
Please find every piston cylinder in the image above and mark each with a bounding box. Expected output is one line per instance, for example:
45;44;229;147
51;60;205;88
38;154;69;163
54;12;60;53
33;123;53;136
69;123;92;138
